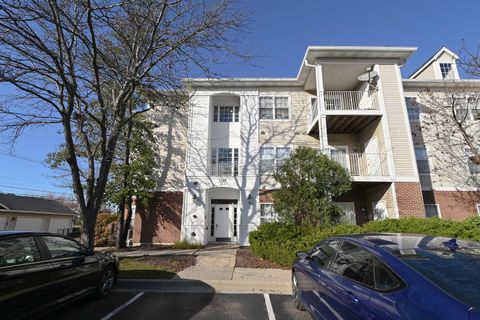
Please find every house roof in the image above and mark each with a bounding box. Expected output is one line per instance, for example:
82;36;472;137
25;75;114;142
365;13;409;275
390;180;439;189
185;46;417;88
408;47;459;79
0;193;77;216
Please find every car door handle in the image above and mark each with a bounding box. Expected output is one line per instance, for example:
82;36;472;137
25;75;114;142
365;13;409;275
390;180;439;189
346;291;359;304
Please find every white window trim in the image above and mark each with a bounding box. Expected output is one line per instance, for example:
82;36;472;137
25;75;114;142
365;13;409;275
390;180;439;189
258;95;291;121
212;105;240;123
260;203;278;224
476;203;480;215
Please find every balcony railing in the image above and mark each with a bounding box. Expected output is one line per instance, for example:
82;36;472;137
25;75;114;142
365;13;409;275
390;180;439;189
209;162;239;176
324;90;379;111
331;152;389;176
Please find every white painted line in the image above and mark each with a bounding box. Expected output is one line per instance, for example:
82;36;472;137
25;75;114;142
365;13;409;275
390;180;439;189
100;292;144;320
263;293;276;320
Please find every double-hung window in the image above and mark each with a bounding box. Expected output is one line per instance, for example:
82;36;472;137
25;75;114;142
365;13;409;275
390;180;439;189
259;96;289;120
415;147;431;174
260;204;278;224
211;148;239;176
405;97;420;121
213;106;239;122
465;147;480;175
259;146;291;173
439;63;452;79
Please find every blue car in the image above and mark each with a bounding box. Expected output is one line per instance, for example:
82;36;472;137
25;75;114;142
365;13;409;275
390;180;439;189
292;233;480;320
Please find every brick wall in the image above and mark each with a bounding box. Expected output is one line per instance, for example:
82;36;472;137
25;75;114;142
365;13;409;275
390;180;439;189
431;191;480;221
133;191;183;244
259;189;275;203
394;182;425;218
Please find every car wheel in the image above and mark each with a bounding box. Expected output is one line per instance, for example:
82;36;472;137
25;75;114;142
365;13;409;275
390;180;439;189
292;273;305;311
95;265;116;298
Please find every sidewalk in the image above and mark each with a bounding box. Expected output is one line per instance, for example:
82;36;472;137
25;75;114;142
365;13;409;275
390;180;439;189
112;244;292;294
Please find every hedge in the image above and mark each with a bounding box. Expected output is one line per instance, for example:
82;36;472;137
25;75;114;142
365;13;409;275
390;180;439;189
249;217;480;267
95;213;118;246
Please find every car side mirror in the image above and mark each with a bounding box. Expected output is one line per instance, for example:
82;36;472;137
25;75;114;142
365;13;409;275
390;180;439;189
296;251;309;260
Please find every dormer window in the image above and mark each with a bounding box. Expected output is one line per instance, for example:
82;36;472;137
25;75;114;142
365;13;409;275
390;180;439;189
439;63;452;79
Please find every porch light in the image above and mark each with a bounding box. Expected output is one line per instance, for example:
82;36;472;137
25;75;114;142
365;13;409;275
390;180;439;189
247;193;253;205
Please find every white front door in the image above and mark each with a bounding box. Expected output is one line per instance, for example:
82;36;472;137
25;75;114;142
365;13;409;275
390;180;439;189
364;137;380;175
337;202;356;225
212;204;232;240
372;200;387;220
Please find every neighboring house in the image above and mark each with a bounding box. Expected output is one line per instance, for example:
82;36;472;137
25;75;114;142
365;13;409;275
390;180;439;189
404;47;480;220
0;192;77;234
132;45;480;246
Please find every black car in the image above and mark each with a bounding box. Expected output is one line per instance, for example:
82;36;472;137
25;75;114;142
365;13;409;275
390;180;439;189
0;231;119;319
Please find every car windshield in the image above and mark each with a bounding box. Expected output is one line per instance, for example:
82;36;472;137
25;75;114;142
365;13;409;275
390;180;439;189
393;248;480;308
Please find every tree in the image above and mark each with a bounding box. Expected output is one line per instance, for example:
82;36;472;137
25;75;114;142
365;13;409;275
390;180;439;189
0;0;247;248
273;147;352;226
104;112;158;249
416;44;480;189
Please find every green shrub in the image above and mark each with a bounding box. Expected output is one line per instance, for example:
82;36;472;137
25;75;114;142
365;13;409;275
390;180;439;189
95;213;118;246
171;240;204;250
249;218;480;267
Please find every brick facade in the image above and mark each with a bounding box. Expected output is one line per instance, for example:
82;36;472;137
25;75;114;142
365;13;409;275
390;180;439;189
133;191;183;244
423;190;480;221
394;182;425;218
259;189;274;203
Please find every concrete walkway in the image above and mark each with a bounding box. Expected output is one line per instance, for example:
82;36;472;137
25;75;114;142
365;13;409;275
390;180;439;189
110;244;292;294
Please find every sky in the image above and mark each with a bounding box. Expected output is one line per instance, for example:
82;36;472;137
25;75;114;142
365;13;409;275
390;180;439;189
1;0;479;197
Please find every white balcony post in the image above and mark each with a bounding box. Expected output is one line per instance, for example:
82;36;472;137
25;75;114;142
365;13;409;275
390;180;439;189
315;64;329;154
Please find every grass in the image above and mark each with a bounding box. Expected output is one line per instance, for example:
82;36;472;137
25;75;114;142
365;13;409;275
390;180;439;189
118;256;196;279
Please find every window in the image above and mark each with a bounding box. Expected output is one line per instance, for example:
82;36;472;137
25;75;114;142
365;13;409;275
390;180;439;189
259;146;291;173
425;204;440;218
42;236;84;259
405;97;420;121
439;63;452;79
476;204;480;215
455;96;480;121
211;148;239;176
373;260;401;291
0;237;41;266
260;203;277;224
329;241;374;287
465;147;480;175
310;240;339;268
415;147;431;174
213;106;239;123
259;96;289;120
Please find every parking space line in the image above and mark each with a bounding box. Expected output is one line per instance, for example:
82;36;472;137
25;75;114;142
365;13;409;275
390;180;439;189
263;293;276;320
100;292;144;320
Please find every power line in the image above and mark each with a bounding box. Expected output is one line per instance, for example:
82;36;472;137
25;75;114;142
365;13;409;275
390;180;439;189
0;149;70;172
0;184;72;196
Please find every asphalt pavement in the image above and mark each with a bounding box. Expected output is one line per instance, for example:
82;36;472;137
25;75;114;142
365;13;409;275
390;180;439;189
39;292;312;320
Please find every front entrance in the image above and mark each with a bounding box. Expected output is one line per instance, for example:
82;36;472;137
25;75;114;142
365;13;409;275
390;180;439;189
210;199;238;242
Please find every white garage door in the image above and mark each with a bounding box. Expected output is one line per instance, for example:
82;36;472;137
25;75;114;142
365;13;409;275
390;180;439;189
48;218;73;234
15;216;46;232
0;216;8;230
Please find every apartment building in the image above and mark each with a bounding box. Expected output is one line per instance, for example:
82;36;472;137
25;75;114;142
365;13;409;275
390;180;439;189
132;46;480;246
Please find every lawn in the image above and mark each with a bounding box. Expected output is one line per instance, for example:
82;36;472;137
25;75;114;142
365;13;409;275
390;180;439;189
119;256;196;279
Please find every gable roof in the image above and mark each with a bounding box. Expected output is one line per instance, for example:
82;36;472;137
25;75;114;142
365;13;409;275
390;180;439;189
409;47;459;79
0;193;77;215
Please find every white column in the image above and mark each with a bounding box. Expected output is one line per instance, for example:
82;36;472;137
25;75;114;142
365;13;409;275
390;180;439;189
315;64;329;154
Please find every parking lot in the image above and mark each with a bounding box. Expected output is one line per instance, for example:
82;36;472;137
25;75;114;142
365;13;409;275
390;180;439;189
40;292;311;320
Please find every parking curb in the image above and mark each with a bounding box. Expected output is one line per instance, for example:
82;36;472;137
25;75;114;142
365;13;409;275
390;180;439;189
114;279;291;295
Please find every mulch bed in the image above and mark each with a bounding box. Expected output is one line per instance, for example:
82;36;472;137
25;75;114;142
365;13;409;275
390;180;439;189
119;255;196;279
235;247;287;269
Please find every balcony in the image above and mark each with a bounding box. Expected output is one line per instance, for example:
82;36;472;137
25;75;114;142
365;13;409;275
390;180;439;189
209;163;239;176
324;90;379;111
331;152;389;177
308;90;383;134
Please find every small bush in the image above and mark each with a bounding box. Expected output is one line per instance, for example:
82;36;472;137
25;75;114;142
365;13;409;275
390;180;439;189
249;218;480;267
95;213;118;246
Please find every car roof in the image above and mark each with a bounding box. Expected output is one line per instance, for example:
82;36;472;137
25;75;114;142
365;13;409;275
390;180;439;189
0;231;66;237
331;233;480;253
